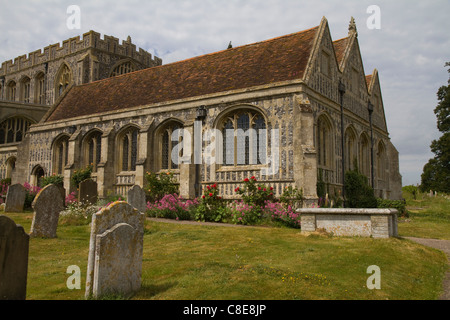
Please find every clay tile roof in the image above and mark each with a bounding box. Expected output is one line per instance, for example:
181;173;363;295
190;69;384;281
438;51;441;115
333;37;349;67
45;26;319;122
365;74;373;88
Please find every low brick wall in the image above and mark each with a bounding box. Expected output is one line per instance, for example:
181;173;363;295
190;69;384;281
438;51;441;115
298;208;398;238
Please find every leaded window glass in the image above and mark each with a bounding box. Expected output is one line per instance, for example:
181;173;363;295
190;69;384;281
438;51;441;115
0;117;32;145
160;123;183;170
220;109;267;167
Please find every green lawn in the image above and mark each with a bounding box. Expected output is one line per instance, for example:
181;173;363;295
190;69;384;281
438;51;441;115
3;209;448;300
398;191;450;240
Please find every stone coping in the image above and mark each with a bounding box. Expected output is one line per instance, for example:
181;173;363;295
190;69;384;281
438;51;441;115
297;208;398;215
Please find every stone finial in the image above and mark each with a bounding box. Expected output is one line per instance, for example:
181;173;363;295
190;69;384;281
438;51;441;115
348;17;358;37
127;35;132;43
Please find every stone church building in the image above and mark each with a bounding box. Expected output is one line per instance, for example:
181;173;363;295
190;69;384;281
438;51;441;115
0;17;402;204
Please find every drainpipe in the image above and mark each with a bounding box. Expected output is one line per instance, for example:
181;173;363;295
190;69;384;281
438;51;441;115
338;80;346;207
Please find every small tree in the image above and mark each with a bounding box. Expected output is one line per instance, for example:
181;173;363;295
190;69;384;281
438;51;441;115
344;166;377;208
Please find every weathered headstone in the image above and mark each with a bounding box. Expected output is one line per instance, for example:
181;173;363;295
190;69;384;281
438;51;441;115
85;201;145;299
0;215;29;300
78;179;98;205
4;184;26;213
127;185;147;213
30;184;64;238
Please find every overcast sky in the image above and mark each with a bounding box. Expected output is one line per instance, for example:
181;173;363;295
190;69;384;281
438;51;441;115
1;0;449;186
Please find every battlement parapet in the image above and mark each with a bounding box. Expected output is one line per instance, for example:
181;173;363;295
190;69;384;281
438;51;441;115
0;30;162;76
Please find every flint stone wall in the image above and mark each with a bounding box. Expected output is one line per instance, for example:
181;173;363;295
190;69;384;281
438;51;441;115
298;208;398;238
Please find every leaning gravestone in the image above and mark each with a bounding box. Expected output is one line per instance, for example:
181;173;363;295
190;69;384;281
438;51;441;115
85;201;145;299
78;179;98;205
30;184;64;238
127;185;147;213
0;215;29;300
4;184;26;213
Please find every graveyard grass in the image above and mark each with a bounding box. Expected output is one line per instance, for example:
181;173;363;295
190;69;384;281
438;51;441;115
4;191;449;300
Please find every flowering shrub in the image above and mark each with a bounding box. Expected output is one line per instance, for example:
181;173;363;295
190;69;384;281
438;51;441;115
195;184;229;222
264;201;301;229
65;191;78;206
71;164;93;188
230;200;261;225
235;176;274;209
147;193;198;221
40;174;64;188
0;180;9;204
23;182;42;209
59;201;99;225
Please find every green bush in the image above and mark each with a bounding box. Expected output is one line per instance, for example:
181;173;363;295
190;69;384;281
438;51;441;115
344;168;377;208
71;164;93;188
377;198;408;217
279;185;304;209
145;171;179;202
40;174;64;188
402;185;419;200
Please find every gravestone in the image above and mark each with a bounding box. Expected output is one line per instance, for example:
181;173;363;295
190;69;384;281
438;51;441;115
30;184;64;238
0;215;29;300
85;201;145;299
78;179;98;205
127;185;147;213
4;184;26;213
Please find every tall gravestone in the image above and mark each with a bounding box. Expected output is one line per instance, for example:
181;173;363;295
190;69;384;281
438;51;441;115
85;201;145;299
4;184;26;213
78;179;98;205
30;184;64;238
0;215;29;300
127;185;147;213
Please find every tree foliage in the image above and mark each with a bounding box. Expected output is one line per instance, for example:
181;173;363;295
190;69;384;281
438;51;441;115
420;62;450;193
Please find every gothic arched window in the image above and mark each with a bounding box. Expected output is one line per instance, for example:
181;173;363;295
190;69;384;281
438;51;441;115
118;127;139;172
0;117;32;145
55;64;72;98
110;61;136;77
53;135;70;175
377;141;386;181
20;77;31;103
83;130;102;173
317;115;333;169
220;109;267;166
6;81;16;101
35;72;46;104
159;122;183;170
344;126;357;171
359;133;371;178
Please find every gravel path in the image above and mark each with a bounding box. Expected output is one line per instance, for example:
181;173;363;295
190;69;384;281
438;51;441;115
405;237;450;300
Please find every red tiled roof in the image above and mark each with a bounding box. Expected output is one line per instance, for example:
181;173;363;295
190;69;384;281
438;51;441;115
45;26;319;122
333;37;349;67
365;74;373;88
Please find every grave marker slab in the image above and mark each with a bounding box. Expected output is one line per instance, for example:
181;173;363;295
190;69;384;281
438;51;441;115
4;184;26;213
78;179;98;205
0;215;29;300
30;184;64;238
85;201;145;299
127;185;147;213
